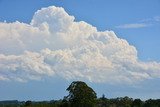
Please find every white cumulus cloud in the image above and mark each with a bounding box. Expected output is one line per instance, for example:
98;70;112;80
0;6;160;83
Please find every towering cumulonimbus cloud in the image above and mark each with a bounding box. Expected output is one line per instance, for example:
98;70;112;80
0;6;160;83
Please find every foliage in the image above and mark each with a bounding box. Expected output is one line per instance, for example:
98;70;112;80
25;100;32;106
66;81;97;107
132;99;143;107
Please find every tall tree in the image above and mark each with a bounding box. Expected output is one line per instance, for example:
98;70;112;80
66;81;97;107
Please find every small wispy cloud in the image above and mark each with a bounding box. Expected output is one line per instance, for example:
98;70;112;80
116;15;160;29
141;16;160;22
116;23;150;29
154;16;160;22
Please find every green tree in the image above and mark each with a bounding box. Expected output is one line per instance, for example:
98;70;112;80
144;99;160;107
97;94;109;107
66;81;97;107
25;100;32;106
132;99;143;107
121;96;133;107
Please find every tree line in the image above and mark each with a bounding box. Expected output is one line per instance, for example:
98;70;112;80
0;81;160;107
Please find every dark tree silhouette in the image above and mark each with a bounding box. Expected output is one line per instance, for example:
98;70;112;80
66;81;97;107
132;99;143;107
25;100;32;106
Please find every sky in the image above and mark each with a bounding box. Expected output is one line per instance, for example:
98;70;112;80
0;0;160;101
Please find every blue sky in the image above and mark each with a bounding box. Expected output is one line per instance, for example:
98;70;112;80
0;0;160;101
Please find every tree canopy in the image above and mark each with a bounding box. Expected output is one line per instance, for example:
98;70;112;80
66;81;97;107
